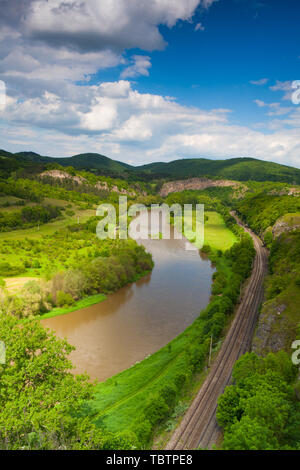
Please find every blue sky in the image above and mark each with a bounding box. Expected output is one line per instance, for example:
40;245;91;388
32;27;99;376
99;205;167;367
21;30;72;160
0;0;300;167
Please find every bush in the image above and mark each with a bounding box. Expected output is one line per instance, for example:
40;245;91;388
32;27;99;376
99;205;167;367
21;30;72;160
133;418;152;447
144;394;170;426
0;262;25;276
174;372;187;389
264;230;273;248
160;385;177;408
56;291;74;308
66;209;75;216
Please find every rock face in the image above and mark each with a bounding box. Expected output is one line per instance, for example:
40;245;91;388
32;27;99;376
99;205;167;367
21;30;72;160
94;181;136;197
267;187;300;196
40;170;137;196
272;214;300;239
159;178;241;197
288;188;300;196
252;301;288;355
40;170;87;185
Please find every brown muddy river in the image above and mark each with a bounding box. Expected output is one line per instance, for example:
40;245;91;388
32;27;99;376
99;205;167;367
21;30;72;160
42;210;215;382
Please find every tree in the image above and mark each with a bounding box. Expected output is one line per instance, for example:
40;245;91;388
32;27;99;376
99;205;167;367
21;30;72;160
0;314;135;449
217;352;299;450
222;416;279;450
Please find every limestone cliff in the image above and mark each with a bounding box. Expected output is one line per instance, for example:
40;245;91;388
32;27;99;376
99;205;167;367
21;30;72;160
159;177;242;197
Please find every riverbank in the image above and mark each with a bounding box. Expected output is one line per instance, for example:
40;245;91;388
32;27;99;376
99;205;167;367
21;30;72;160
39;293;107;320
39;269;152;320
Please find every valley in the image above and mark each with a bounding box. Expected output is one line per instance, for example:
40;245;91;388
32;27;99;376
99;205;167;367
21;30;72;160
0;150;299;450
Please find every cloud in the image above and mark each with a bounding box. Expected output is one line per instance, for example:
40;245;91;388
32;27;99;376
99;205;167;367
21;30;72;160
2;79;300;169
194;22;205;31
120;55;152;79
1;0;300;169
270;80;294;101
270;80;293;92
253;99;266;107
250;78;269;85
0;0;215;100
254;99;293;120
0;0;33;27
20;0;212;53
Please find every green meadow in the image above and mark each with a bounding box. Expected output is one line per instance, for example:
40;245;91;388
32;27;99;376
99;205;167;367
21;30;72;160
204;211;238;251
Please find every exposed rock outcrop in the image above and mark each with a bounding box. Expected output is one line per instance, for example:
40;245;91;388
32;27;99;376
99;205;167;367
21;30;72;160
40;170;136;196
252;302;287;355
159;177;242;197
40;170;87;185
94;181;136;196
272;214;300;238
267;187;300;196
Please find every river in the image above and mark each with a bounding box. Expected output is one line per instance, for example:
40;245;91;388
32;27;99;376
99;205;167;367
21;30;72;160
42;209;215;381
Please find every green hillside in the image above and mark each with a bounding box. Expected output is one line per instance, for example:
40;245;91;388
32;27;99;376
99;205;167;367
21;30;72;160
14;151;131;175
137;157;300;184
1;149;300;184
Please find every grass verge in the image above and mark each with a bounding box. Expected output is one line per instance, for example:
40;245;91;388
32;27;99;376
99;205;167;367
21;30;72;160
39;293;107;320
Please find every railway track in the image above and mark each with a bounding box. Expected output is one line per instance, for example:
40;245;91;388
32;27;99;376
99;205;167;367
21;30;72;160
166;212;268;450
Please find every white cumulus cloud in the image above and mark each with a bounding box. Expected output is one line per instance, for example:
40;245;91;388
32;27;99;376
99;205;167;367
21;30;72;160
121;56;152;79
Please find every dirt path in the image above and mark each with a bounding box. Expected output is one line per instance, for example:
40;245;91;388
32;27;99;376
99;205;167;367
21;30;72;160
165;212;268;450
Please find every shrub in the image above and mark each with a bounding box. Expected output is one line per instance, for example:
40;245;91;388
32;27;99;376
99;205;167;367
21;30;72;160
160;385;177;408
174;372;187;390
66;209;75;217
144;394;170;426
56;291;74;308
264;231;273;248
133;418;152;447
0;262;25;276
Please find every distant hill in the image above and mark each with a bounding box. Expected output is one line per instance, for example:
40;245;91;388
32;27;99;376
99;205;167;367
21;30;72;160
137;157;300;184
13;151;131;175
1;149;300;184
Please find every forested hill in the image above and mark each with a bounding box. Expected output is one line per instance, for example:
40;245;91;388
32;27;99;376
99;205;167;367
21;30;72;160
0;150;131;176
137;157;300;184
1;148;300;184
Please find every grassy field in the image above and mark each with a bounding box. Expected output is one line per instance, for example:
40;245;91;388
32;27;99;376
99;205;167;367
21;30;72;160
0;205;95;241
204;211;237;251
174;210;237;251
0;199;98;279
3;277;37;293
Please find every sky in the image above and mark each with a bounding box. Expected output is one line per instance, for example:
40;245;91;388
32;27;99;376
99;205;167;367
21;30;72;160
0;0;300;167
